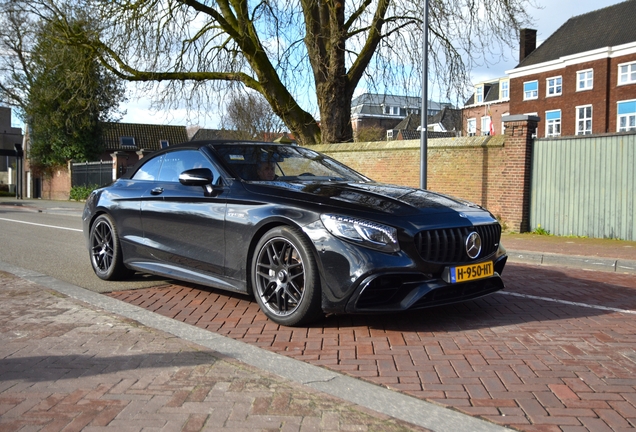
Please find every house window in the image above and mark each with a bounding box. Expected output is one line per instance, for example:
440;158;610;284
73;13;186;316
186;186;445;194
476;86;483;103
119;136;136;149
577;69;593;91
500;80;509;100
546;76;562;97
545;110;561;137
523;80;538;100
576;105;593;135
618;62;636;85
160;140;169;149
384;105;400;115
467;118;476;136
481;116;491;135
617;100;636;132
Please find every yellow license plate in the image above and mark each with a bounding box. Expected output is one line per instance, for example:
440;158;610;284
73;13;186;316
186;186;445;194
450;261;494;283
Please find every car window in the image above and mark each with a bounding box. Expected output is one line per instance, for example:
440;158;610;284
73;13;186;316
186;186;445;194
132;155;164;181
214;145;368;182
158;149;219;182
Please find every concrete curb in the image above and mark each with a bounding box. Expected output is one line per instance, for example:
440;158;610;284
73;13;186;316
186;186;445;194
0;260;512;432
507;250;636;274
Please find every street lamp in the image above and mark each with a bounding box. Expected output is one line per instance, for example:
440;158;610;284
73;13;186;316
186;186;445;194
419;0;429;190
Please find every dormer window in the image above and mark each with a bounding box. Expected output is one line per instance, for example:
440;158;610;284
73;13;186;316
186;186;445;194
160;140;169;149
120;136;136;149
476;86;483;103
500;80;509;100
383;105;400;115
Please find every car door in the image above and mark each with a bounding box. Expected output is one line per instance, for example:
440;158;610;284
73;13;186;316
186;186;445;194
140;148;228;277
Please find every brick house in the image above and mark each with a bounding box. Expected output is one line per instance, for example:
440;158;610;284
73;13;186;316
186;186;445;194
100;122;189;174
508;1;636;137
462;78;510;136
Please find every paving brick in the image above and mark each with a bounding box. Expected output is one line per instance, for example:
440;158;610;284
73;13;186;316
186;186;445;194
102;263;636;432
0;274;431;432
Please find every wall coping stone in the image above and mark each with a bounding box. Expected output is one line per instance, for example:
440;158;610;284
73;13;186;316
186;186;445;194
313;136;506;153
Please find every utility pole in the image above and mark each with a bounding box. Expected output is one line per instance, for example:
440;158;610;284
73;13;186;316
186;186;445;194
419;1;429;190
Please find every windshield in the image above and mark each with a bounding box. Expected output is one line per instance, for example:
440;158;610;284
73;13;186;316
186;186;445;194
212;144;370;183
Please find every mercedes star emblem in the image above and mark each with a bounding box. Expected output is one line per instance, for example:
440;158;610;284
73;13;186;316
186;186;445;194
465;232;482;259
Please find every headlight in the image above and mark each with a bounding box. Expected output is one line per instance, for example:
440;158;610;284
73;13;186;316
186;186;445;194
320;214;399;253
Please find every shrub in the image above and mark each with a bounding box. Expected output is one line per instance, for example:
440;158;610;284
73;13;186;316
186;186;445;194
69;184;98;201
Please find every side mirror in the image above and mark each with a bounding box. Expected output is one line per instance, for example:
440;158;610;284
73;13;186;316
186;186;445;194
179;168;220;196
179;168;214;186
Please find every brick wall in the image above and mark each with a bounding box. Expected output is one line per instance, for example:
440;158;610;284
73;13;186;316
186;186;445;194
41;163;72;200
314;116;537;232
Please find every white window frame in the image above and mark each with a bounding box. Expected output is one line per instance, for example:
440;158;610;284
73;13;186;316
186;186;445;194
500;80;509;100
467;118;476;136
545;110;561;137
523;80;538;100
119;136;137;148
617;99;636;132
476;85;484;103
577;69;594;91
481;116;491;136
618;61;636;86
576;105;593;135
546;76;562;97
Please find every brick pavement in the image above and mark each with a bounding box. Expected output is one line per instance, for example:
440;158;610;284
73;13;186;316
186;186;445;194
0;270;430;432
109;263;636;432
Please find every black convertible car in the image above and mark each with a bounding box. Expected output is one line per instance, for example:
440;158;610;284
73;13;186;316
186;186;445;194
83;141;507;326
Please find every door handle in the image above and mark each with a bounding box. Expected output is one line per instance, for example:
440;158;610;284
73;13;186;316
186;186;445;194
150;187;164;195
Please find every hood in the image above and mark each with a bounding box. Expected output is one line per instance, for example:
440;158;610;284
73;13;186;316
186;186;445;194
243;180;484;216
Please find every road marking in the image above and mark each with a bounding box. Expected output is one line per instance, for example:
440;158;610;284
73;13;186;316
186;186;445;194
499;291;636;315
0;217;82;232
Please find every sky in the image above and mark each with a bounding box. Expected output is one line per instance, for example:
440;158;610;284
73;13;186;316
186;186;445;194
118;0;627;129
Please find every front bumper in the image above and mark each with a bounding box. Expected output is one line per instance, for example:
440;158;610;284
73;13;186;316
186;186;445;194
344;255;507;313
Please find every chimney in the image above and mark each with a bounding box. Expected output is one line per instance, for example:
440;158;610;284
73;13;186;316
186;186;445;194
519;28;537;62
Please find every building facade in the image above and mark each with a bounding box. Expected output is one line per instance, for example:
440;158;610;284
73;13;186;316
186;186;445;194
508;1;636;138
462;78;510;136
351;93;452;134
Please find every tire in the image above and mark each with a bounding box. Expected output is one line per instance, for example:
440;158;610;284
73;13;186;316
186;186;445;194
251;226;322;326
89;214;132;281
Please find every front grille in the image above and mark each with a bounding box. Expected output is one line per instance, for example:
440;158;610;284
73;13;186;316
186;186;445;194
415;223;501;264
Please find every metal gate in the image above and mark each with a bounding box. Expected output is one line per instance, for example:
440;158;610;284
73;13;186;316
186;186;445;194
530;133;636;240
71;161;113;188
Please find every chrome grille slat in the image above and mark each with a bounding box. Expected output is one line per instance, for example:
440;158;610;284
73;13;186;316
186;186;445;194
416;224;501;264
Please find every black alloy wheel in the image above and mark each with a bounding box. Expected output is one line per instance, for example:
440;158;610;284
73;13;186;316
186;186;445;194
89;214;131;281
252;226;322;326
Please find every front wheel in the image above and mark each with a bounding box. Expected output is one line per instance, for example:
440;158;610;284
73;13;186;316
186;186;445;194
251;226;322;326
89;214;132;281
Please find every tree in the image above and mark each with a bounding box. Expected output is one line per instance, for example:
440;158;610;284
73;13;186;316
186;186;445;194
0;3;126;171
23;0;533;145
222;92;286;141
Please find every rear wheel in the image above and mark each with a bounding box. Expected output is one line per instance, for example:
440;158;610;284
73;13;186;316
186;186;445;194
89;214;132;280
251;226;322;326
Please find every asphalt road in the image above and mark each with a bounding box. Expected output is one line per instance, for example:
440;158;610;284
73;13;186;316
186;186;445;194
0;205;169;293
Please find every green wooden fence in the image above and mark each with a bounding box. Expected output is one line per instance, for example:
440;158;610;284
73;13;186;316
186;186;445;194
530;133;636;240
